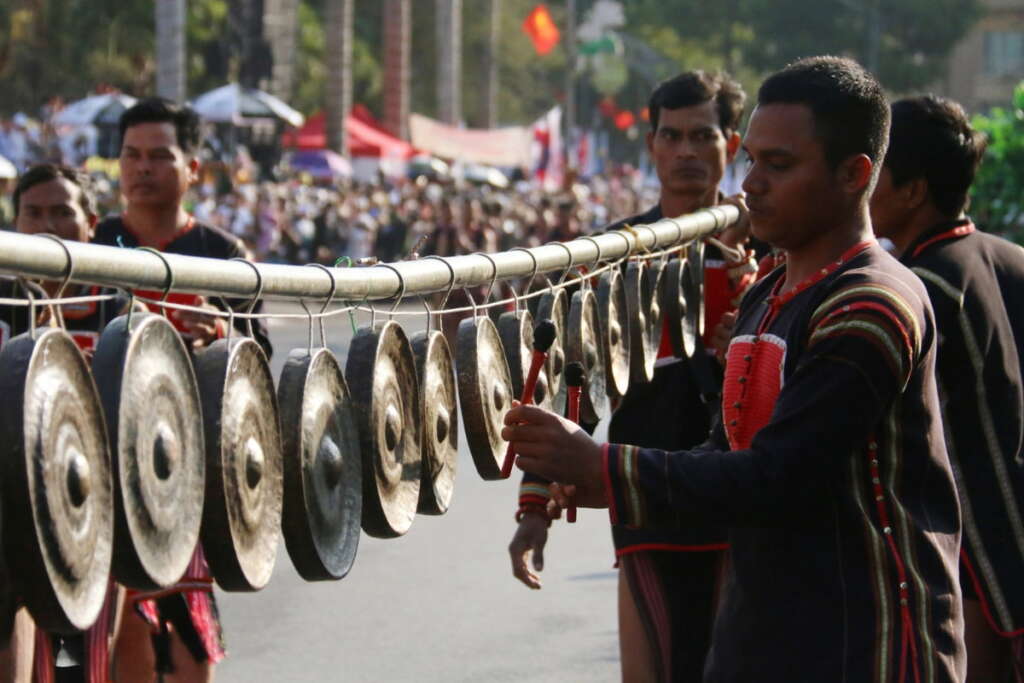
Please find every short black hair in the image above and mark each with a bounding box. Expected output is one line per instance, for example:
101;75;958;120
648;71;746;135
884;96;986;218
758;56;890;174
13;164;97;218
119;97;202;155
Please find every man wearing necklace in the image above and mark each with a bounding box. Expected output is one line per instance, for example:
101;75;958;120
505;56;965;681
871;95;1024;683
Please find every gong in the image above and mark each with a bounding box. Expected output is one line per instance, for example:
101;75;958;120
92;313;205;589
195;337;283;592
566;289;607;423
535;289;568;412
625;261;656;384
345;322;422;538
278;347;361;581
683;240;706;344
662;257;698;359
455;316;514;480
595;270;631;400
0;328;113;633
497;309;550;410
411;330;458;516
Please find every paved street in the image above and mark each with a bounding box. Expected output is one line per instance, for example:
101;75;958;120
217;304;620;682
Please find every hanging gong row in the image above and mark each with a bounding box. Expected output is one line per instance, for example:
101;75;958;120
0;241;706;635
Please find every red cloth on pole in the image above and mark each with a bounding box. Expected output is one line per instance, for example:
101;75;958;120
522;5;560;56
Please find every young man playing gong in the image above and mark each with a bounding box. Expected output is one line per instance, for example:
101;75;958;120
505;56;966;681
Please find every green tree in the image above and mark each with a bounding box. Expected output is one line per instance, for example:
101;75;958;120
971;83;1024;242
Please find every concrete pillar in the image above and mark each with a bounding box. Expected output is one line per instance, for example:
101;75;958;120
383;0;411;140
155;0;187;103
481;0;500;128
435;0;462;125
325;0;354;154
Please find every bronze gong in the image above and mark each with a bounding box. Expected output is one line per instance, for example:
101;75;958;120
662;257;698;359
624;261;656;384
535;289;568;412
411;330;458;516
497;309;550;410
0;328;113;633
278;347;362;581
345;322;422;538
455;315;513;480
595;270;631;400
195;337;283;592
92;313;205;589
567;289;607;423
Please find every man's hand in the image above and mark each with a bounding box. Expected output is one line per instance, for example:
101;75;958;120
508;514;549;590
711;311;737;363
718;193;751;249
172;296;225;350
501;404;607;508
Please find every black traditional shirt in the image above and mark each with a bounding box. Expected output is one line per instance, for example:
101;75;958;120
93;216;272;358
902;219;1024;637
603;241;964;682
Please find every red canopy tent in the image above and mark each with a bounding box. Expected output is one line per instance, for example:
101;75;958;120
281;105;416;158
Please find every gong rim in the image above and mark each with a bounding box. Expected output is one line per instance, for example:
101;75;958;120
535;290;568;412
0;328;113;633
646;259;665;360
455;316;513;481
196;337;283;592
567;289;608;423
411;330;458;516
684;240;706;343
625;261;656;384
596;270;631;400
93;313;206;590
497;310;551;411
345;322;422;539
279;347;362;581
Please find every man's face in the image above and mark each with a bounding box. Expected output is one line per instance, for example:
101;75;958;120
868;166;908;241
741;104;851;250
119;122;197;209
647;100;735;199
15;177;95;242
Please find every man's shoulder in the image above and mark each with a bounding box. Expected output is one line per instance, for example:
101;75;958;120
174;220;246;259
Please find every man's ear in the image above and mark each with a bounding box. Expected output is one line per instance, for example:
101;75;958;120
725;131;741;162
904;177;930;210
839;154;874;194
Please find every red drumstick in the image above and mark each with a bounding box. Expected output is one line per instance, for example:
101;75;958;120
564;361;585;523
501;319;557;478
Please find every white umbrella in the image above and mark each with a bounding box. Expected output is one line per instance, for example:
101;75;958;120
52;94;138;127
191;84;304;128
0;155;16;179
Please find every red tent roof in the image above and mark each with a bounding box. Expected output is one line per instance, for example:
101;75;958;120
281;106;415;158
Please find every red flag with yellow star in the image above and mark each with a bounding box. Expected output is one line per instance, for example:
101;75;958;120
522;5;560;56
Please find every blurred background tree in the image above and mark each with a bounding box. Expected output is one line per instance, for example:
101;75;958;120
970;82;1024;241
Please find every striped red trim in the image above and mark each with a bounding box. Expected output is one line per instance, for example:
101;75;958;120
910;222;975;259
815;300;913;357
866;437;921;683
33;630;54;683
616;543;729;557
960;549;1024;638
518;494;551;507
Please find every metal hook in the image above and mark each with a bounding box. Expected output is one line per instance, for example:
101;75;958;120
549;241;576;285
506;278;522;317
374;263;406;320
18;277;41;338
229;257;264;339
638;225;660;255
607;229;633;262
510;247;539;299
299;298;315;354
578;235;604;291
464;286;479;319
306;263;337;348
137;247;176;325
36;234;75;330
216;295;236;343
473;252;499;308
422;255;456;333
669;217;684;245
